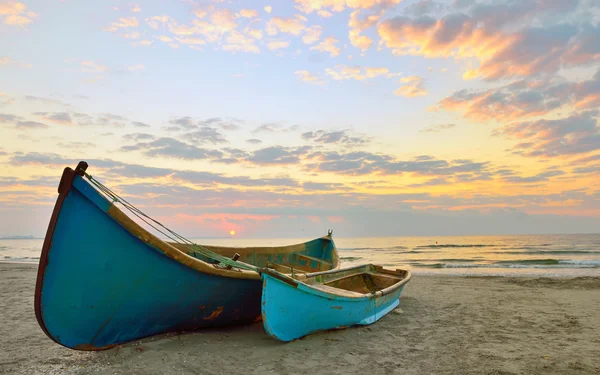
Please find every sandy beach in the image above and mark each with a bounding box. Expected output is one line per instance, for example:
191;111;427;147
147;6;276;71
2;263;599;375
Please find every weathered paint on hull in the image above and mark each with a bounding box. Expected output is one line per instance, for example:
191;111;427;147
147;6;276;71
34;165;339;350
261;273;407;342
38;179;262;350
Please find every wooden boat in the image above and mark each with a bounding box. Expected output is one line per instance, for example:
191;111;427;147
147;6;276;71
35;162;339;350
260;264;411;342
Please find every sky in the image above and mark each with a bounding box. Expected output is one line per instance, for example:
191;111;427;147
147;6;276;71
0;0;599;238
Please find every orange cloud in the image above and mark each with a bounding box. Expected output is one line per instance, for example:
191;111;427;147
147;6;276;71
302;25;322;44
104;16;139;32
295;70;324;84
378;9;594;81
395;76;427;97
238;9;258;18
325;65;389;81
0;1;37;27
438;70;600;122
267;40;291;50
222;31;259;53
294;0;400;14
266;15;306;36
311;36;340;57
80;60;108;73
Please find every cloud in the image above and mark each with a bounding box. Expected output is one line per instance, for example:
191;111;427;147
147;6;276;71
0;113;46;129
495;111;600;158
246;138;263;144
128;64;145;71
347;10;382;50
0;113;22;123
0;92;14;106
503;170;566;184
146;15;171;30
166;116;196;131
23;95;70;106
238;9;258;18
131;40;154;47
9;152;73;166
267;40;291;50
120;137;221;160
104;16;139;32
180;126;228;144
302;25;322;44
246;146;312;165
0;56;31;68
317;10;333;18
166;117;241;133
438;69;600;122
123;133;155;142
377;2;598;80
130;4;141;13
404;0;443;16
295;70;324;84
0;1;38;27
420;124;456;133
16;120;48;129
264;6;272;14
81;60;108;73
293;0;400;14
349;29;372;50
301;129;369;145
304;151;494;179
132;121;150;128
252;123;300;134
266;15;307;36
222;30;260;53
395;76;427;97
325;65;390;80
246;28;263;39
33;112;73;125
310;36;340;56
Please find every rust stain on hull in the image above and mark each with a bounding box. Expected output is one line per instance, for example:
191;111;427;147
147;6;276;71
73;343;118;351
331;306;343;310
203;306;224;321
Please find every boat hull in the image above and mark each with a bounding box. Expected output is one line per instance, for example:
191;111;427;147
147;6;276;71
35;164;339;350
261;266;409;342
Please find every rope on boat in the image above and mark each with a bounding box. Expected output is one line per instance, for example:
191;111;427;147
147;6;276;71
83;172;258;272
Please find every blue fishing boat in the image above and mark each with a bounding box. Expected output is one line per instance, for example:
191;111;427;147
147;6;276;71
260;264;411;342
35;162;339;350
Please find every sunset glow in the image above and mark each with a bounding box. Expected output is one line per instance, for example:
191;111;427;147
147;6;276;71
0;0;598;237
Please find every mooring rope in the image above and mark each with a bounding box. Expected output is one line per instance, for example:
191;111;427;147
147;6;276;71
83;172;258;272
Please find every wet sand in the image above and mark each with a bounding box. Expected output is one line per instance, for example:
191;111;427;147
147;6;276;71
2;262;599;375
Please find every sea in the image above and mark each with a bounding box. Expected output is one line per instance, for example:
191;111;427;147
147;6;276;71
2;234;600;278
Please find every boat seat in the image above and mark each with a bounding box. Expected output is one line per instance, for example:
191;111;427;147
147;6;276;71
294;253;333;267
309;283;365;298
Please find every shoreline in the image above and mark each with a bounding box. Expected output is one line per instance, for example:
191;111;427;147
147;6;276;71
3;261;599;279
3;262;600;374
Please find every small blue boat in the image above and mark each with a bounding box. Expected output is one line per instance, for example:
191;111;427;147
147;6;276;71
260;264;411;342
35;162;339;350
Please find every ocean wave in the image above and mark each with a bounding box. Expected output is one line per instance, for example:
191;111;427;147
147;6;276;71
339;245;408;251
1;256;40;262
495;259;560;265
416;244;498;248
408;259;600;269
340;256;362;261
491;250;598;255
412;263;600;269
